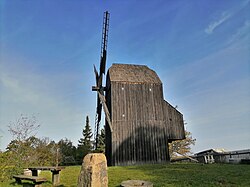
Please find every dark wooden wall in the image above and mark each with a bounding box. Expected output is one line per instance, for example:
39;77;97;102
105;80;185;166
164;101;185;142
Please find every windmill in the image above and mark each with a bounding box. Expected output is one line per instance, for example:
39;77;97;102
92;11;112;149
92;11;185;166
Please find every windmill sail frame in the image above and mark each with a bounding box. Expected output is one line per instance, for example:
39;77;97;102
92;11;111;149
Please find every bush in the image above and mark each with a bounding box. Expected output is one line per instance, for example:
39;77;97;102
0;152;22;182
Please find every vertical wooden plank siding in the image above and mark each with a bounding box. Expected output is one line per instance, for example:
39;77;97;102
105;80;185;166
105;64;185;166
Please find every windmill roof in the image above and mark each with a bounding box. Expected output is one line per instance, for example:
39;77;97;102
108;64;162;84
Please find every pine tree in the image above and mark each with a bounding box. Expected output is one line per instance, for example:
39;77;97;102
76;116;93;163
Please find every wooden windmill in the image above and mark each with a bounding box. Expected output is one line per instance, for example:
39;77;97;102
93;12;185;166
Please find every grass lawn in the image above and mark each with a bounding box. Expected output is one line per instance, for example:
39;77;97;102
1;163;250;187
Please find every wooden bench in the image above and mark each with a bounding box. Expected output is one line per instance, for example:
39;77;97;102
13;175;47;187
28;166;65;186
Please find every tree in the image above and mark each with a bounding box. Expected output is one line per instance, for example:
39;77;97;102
6;136;58;167
0;151;14;181
7;114;40;172
58;138;76;165
6;114;60;174
8;114;40;142
28;137;58;166
168;130;196;158
76;116;93;163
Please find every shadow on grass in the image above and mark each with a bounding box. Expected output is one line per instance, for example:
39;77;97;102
10;181;66;187
10;181;34;187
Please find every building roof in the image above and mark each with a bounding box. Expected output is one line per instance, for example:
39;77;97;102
195;149;226;156
195;148;250;156
108;63;162;84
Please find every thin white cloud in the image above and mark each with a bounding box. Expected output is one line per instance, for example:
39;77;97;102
205;0;249;35
205;12;231;34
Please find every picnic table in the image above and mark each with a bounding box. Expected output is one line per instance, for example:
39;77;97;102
28;166;65;186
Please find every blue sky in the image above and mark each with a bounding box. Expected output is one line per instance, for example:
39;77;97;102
0;0;249;153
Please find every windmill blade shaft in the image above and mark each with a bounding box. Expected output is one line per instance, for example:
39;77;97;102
98;92;113;132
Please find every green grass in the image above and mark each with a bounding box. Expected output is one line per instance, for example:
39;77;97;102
108;163;250;187
1;163;250;187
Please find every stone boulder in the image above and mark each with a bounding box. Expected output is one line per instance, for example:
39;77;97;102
78;153;108;187
121;180;153;187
